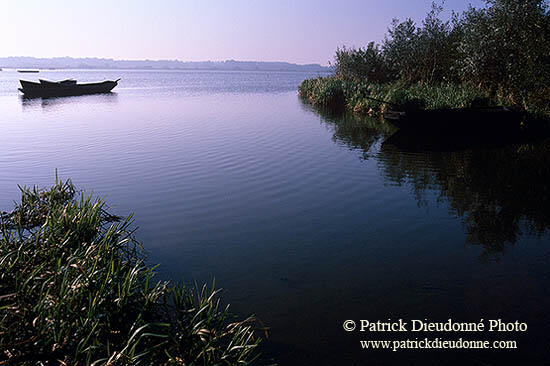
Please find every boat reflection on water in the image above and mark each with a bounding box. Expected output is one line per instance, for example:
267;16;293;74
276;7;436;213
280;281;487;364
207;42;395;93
19;92;119;111
306;102;550;260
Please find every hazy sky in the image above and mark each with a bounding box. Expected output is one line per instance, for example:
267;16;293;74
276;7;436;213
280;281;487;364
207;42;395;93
1;0;484;65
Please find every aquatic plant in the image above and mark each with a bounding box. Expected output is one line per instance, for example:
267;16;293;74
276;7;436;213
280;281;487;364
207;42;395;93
0;178;261;365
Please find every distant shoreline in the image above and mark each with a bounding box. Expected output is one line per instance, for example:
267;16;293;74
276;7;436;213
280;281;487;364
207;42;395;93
0;57;332;73
2;67;332;73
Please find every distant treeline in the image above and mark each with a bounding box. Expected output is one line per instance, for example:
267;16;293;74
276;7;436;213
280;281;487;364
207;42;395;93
0;57;331;72
300;0;550;117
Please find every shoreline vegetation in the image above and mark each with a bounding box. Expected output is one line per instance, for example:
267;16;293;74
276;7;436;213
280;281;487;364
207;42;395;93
299;0;550;120
0;179;261;365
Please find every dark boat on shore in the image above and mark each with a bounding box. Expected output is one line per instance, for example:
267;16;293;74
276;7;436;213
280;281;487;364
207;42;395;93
19;78;120;97
17;69;39;73
383;106;526;134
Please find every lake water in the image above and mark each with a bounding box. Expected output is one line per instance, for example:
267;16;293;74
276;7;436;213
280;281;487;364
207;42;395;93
1;69;549;365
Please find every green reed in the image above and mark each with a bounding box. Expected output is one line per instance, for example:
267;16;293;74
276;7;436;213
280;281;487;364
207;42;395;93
299;77;497;115
0;178;261;365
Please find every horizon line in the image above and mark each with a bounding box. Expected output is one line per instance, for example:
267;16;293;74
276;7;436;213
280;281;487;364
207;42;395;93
1;55;331;67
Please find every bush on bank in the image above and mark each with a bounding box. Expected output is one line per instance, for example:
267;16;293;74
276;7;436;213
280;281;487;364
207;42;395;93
0;179;260;365
302;0;550;118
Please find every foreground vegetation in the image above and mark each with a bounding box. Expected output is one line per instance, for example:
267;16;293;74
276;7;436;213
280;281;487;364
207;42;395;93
0;179;260;365
300;0;550;118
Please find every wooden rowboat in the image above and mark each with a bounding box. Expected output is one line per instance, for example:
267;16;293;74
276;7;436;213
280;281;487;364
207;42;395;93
383;106;526;134
39;79;77;86
19;78;120;97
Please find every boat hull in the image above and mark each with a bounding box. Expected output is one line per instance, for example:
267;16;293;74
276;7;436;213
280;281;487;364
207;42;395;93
39;79;77;86
19;80;119;97
383;107;526;134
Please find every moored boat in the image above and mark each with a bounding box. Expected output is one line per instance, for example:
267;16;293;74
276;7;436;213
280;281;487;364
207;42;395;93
39;79;77;86
19;78;120;97
383;106;526;134
17;69;39;73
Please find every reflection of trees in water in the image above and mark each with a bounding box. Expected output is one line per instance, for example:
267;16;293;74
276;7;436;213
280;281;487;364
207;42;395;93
309;101;550;258
379;142;550;259
300;99;396;159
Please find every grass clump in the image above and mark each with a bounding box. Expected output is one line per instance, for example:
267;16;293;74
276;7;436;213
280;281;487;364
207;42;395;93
0;178;261;365
299;78;495;115
298;77;345;109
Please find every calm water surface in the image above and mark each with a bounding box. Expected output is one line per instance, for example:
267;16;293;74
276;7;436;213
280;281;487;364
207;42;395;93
1;69;549;365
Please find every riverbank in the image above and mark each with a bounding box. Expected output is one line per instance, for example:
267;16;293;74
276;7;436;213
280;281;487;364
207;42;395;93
0;179;260;365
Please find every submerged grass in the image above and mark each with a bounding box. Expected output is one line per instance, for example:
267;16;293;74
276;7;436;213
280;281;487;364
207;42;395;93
0;178;261;365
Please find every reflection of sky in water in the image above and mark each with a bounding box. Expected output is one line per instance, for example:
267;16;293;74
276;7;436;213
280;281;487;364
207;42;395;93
0;70;548;365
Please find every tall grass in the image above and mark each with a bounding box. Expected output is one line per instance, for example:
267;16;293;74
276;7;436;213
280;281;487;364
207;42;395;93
299;76;498;115
298;77;345;109
0;178;261;365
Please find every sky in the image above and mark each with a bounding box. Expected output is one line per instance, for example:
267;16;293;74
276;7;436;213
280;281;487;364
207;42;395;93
0;0;485;65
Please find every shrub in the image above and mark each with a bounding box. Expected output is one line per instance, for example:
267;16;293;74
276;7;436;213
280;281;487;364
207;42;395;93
333;43;390;83
457;0;550;99
304;0;550;119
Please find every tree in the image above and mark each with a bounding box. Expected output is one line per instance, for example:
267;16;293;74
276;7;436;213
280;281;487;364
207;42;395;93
332;42;389;82
458;0;550;101
416;2;462;83
383;2;461;84
382;17;420;83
